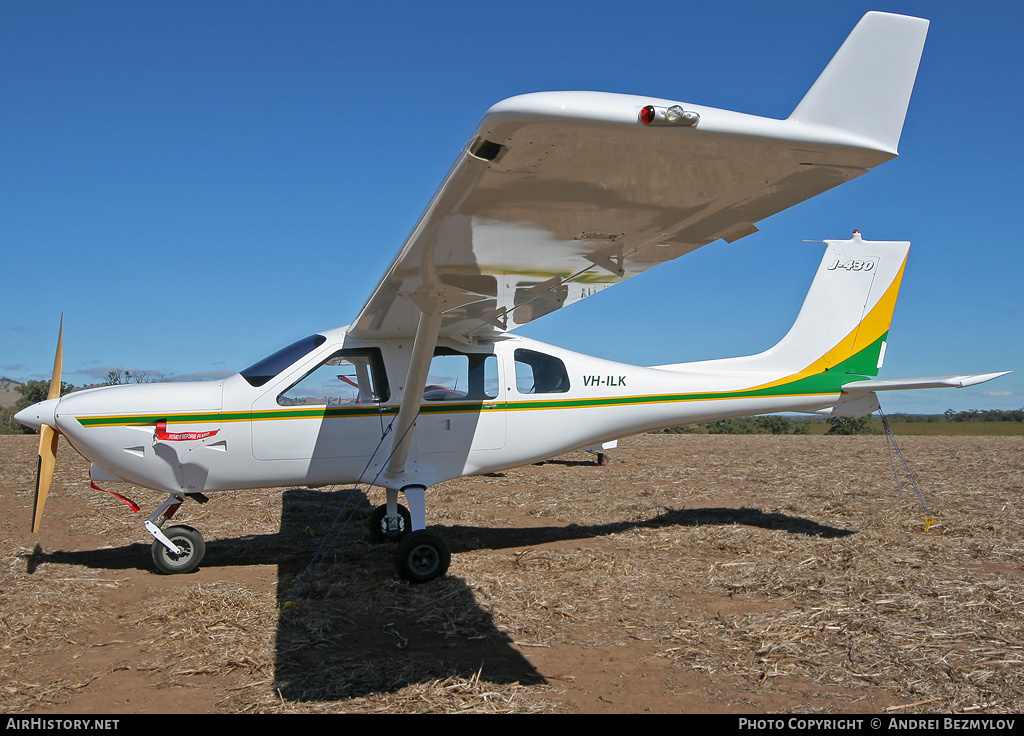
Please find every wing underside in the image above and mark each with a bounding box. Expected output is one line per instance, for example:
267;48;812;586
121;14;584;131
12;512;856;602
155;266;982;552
350;12;929;342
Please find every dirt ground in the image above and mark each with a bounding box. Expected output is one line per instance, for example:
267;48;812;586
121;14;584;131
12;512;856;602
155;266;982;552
1;432;1022;714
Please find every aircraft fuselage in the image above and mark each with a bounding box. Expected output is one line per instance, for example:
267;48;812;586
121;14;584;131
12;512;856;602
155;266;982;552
43;328;844;497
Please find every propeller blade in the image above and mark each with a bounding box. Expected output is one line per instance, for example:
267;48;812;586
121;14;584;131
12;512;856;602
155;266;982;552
32;315;64;534
47;315;64;400
31;424;59;534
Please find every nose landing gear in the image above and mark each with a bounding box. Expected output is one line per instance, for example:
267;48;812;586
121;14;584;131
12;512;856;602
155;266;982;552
145;493;208;574
151;524;206;574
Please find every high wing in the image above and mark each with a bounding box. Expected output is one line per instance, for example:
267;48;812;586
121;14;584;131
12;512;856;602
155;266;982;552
350;11;929;343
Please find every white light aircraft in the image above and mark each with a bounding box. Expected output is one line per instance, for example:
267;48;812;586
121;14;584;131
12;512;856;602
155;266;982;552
15;12;1008;583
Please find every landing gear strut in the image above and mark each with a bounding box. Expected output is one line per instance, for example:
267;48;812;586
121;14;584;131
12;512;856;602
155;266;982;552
375;485;450;583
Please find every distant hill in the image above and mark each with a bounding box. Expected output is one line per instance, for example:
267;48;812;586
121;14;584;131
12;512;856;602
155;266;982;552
0;377;22;408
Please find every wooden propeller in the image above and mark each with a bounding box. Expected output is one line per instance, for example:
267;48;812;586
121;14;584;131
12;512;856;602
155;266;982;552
31;315;63;534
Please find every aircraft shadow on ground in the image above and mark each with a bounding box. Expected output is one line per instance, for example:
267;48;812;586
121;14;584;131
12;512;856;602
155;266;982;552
439;505;855;553
23;488;853;702
526;457;602;468
271;489;547;701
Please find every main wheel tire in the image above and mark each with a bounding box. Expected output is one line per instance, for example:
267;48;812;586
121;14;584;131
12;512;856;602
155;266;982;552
394;530;450;584
151;525;206;574
368;504;412;543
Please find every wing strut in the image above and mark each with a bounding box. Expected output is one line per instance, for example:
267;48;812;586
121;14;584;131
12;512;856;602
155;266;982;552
386;309;443;476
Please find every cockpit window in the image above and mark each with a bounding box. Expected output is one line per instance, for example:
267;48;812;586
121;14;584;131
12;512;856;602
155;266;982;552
278;348;390;406
240;334;327;387
514;348;570;394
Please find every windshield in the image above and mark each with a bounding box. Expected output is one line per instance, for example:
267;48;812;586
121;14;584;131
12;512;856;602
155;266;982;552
240;334;327;387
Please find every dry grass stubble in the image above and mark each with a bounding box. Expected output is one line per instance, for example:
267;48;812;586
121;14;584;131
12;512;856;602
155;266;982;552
1;433;1021;713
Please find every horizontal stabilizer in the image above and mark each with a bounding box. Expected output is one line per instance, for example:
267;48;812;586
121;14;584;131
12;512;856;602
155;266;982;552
842;371;1011;393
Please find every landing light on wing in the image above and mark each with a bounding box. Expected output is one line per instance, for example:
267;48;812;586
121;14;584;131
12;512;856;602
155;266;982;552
639;104;700;126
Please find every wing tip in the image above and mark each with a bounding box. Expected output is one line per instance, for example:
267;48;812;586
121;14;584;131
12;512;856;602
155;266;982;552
790;11;930;155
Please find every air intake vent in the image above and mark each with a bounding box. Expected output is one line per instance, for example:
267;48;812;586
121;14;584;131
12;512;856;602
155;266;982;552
468;137;507;162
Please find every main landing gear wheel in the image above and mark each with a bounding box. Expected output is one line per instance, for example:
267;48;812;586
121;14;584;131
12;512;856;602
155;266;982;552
394;530;450;584
151;525;206;574
368;504;412;543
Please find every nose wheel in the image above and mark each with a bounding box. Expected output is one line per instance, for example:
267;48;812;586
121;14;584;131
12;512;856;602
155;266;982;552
151;525;206;574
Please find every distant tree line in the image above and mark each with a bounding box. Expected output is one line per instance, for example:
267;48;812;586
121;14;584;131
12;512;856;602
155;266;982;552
656;416;815;435
705;415;812;435
877;409;1024;423
823;416;880;435
942;408;1023;422
653;408;1023;436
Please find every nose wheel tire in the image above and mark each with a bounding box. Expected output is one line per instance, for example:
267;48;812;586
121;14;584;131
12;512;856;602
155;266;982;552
151;525;206;574
394;530;450;583
368;503;412;543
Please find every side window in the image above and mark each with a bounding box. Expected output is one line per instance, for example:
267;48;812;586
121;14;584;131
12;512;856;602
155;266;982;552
424;348;499;401
278;348;390;406
514;349;570;394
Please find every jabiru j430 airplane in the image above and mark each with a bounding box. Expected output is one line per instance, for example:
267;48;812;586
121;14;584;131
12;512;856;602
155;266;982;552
15;12;1008;583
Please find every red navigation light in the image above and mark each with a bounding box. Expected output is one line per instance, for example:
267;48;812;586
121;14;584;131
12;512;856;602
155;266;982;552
640;105;655;125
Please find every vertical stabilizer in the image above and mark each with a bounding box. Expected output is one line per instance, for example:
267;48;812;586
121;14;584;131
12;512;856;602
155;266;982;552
765;232;910;378
790;12;929;154
654;233;910;381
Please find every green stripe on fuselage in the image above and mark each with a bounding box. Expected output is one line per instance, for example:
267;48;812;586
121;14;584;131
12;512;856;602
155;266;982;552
76;338;883;428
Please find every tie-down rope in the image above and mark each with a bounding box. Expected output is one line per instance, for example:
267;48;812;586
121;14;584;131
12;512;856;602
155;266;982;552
878;409;934;531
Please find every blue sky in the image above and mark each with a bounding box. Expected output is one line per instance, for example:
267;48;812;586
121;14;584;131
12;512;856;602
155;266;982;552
2;0;1021;414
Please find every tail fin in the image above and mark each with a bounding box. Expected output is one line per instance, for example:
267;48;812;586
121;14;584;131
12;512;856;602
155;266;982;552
790;12;929;155
764;232;910;378
654;233;910;380
651;230;1008;416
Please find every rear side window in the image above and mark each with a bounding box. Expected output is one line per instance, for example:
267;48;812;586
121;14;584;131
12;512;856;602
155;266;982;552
514;349;570;394
424;348;499;401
